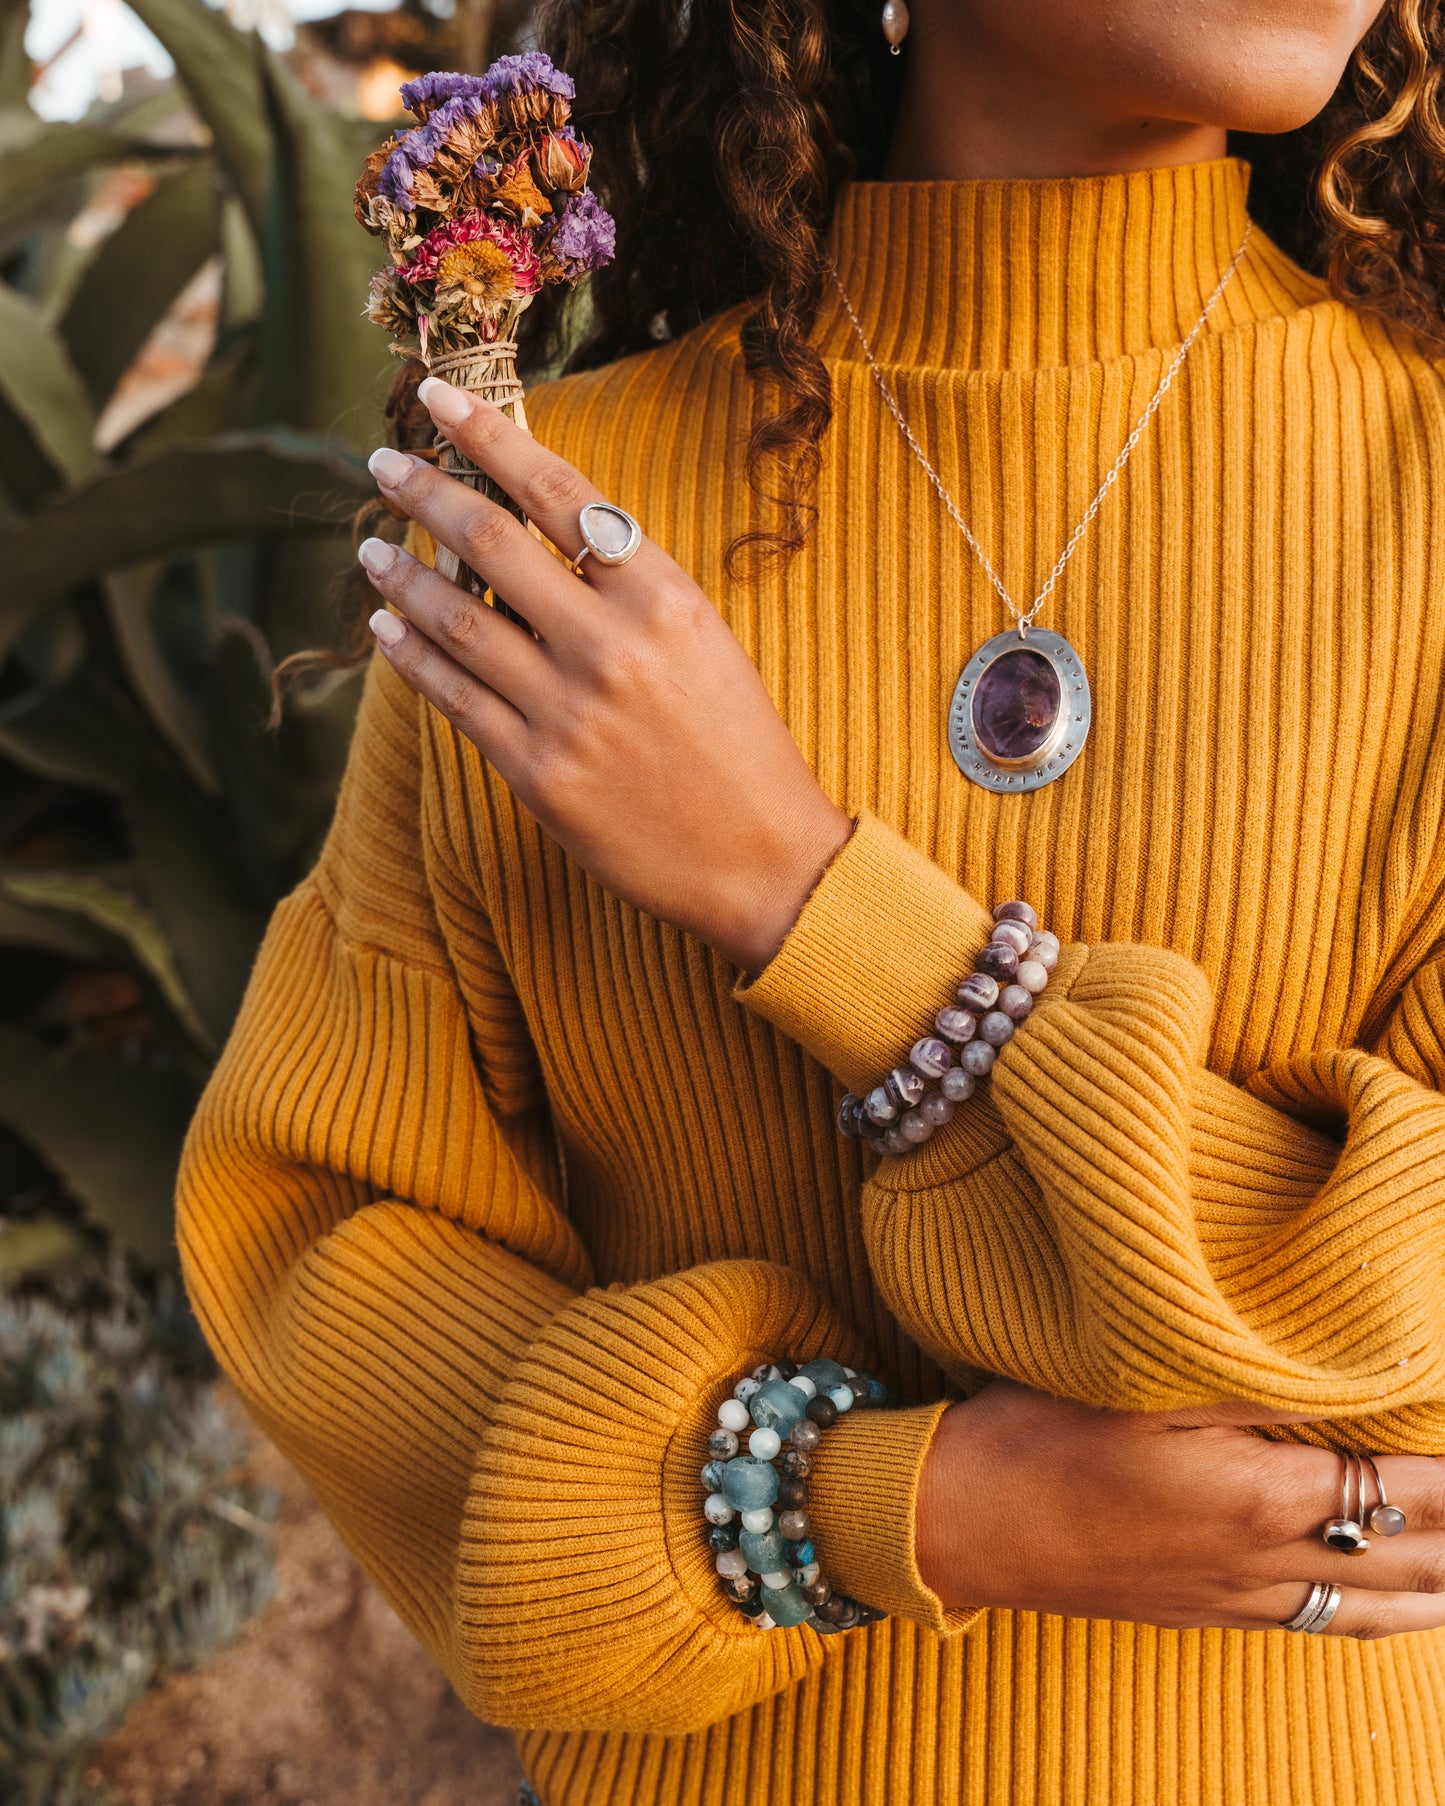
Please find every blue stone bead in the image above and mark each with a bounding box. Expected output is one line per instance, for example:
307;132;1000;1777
789;1539;815;1566
759;1581;812;1627
866;1377;888;1406
799;1358;850;1391
749;1379;807;1434
721;1456;780;1512
739;1527;788;1574
702;1460;727;1491
827;1383;854;1412
708;1523;739;1553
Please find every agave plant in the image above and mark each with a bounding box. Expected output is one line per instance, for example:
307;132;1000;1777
0;0;406;1270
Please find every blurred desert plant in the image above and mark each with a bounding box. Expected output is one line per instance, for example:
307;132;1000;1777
0;1253;279;1806
0;0;403;1273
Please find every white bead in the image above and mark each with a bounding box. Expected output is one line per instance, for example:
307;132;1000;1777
940;1065;976;1102
753;1612;776;1630
716;1548;748;1577
741;1507;774;1533
718;1398;750;1432
991;920;1033;956
704;1492;736;1525
788;1374;817;1399
843;1367;858;1378
734;1376;762;1404
761;1569;792;1589
1016;959;1049;994
748;1427;782;1461
1029;934;1059;972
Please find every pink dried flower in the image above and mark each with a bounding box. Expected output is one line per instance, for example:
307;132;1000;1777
399;211;541;295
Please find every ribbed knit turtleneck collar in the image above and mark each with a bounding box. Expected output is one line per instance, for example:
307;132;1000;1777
819;156;1323;372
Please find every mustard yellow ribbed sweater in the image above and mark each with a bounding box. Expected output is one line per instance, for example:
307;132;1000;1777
176;159;1445;1804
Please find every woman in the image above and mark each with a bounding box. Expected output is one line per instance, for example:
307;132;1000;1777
177;0;1445;1799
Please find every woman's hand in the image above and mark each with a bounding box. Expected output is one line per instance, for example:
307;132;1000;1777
918;1378;1445;1637
357;378;852;976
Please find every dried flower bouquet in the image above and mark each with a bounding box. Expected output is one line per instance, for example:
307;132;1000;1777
355;54;615;597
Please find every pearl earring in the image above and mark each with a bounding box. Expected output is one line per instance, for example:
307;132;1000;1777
881;0;908;52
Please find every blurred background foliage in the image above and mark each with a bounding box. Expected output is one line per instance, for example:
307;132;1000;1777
0;0;531;1271
0;0;529;1791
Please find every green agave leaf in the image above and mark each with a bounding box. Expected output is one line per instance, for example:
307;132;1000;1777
0;1024;196;1266
0;0;30;116
121;763;269;1050
255;52;389;447
218;192;264;334
123;344;256;462
103;563;218;795
0;432;369;664
0;126;194;240
122;0;273;238
60;158;219;409
0;865;211;1051
0;889;107;962
0;279;101;486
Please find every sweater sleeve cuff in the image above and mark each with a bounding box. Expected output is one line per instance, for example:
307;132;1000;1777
736;810;995;1094
806;1399;982;1637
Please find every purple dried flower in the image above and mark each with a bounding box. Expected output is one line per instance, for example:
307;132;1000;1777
399;70;489;116
378;95;482;204
480;51;576;100
548;190;615;275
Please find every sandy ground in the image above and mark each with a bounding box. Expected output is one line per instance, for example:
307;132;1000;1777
91;1421;525;1806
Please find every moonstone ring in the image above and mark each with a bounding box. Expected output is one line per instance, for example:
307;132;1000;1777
571;501;643;574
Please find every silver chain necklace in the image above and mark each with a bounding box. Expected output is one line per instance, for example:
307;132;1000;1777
827;220;1252;792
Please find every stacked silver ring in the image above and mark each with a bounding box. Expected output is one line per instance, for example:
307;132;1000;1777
1280;1581;1343;1633
1323;1450;1408;1552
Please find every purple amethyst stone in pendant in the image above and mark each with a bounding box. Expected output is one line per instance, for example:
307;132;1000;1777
972;648;1062;764
948;626;1091;792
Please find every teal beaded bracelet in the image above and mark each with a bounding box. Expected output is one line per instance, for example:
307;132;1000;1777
701;1356;891;1632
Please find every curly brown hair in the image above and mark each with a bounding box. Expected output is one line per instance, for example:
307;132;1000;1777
279;0;1445;700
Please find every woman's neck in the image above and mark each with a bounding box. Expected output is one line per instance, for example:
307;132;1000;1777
884;34;1228;182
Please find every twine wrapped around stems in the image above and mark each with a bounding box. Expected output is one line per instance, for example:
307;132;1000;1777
424;335;532;626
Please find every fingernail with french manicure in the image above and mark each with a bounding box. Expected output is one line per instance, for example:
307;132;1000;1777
369;608;405;648
368;446;413;485
357;536;397;576
416;377;470;426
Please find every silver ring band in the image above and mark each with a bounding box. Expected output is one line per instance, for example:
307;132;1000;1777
571;501;643;574
1280;1581;1342;1632
1323;1451;1370;1552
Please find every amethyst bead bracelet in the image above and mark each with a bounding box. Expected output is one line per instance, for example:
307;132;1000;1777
836;900;1060;1156
703;1356;891;1632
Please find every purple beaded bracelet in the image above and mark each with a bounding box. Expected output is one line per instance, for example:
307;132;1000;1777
836;900;1060;1155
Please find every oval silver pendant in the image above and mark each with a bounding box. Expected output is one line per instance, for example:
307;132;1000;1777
948;626;1091;792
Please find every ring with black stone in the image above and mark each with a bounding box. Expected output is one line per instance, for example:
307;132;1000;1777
1322;1451;1370;1553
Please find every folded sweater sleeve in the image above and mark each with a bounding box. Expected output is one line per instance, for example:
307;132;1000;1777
175;662;971;1746
739;809;1445;1452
